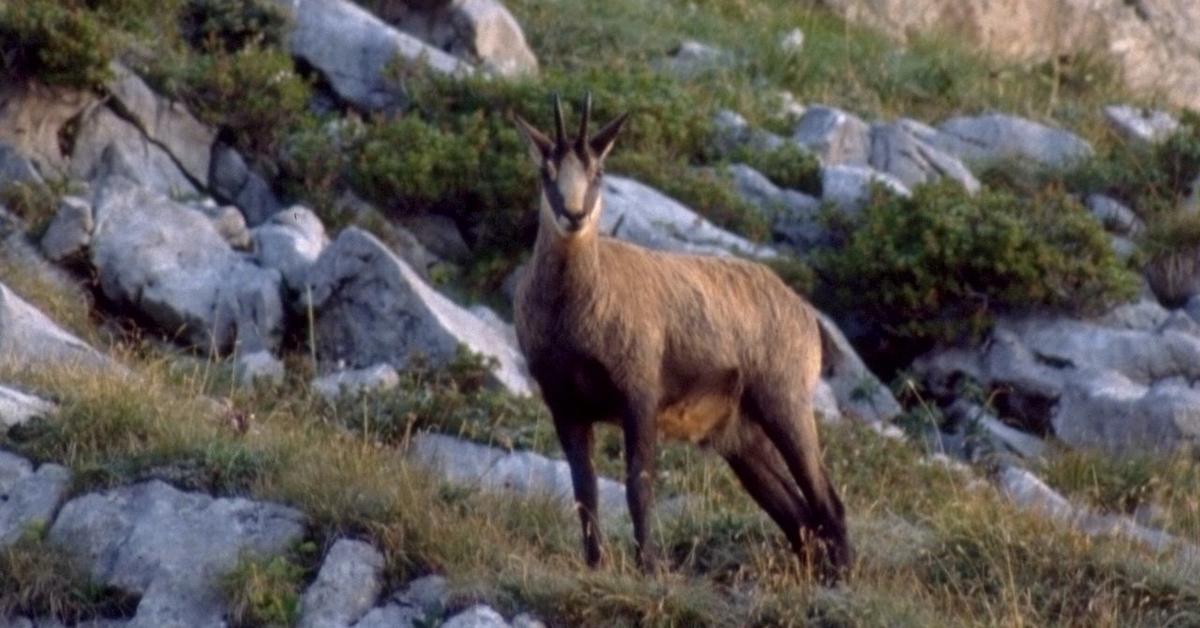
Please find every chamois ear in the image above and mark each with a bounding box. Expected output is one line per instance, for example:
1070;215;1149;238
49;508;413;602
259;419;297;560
589;112;629;163
513;114;554;165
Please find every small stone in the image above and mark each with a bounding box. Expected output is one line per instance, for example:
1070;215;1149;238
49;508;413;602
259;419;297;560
40;196;94;262
311;364;400;402
442;605;508;628
236;350;285;387
298;539;385;628
780;28;805;52
0;385;55;429
1103;105;1180;146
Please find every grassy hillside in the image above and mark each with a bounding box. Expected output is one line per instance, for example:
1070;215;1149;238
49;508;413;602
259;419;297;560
3;0;1200;626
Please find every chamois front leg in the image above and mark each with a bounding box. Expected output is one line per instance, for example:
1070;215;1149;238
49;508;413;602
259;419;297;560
621;392;660;573
554;414;603;567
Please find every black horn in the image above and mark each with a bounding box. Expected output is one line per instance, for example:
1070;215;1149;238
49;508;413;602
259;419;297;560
577;91;592;153
553;93;567;151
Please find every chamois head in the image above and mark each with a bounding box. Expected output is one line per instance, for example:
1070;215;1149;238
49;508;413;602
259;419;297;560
514;93;628;238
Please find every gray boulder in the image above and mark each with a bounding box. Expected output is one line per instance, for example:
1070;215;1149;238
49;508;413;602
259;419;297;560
1086;194;1143;235
0;385;55;429
69;108;198;197
386;0;538;77
298;539;385;628
351;575;447;628
599;175;776;259
270;0;471;112
443;606;509;628
868;120;980;193
724;164;822;248
0;451;31;493
252;206;329;296
48;480;305;628
305;227;532;395
659;40;731;79
395;214;471;263
711;110;787;155
0;281;109;371
235;350;285;388
820;164;911;212
409;433;628;521
189;201;252;250
916;314;1200;455
311;364;401;402
40;196;94;262
0;143;43;189
1103;105;1180;146
89;178;284;353
0;458;70;546
106;63;216;184
0;82;97;175
816;312;902;423
932;114;1093;172
792;106;871;165
209;144;282;227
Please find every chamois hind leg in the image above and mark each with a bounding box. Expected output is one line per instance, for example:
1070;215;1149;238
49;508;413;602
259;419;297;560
553;414;604;567
723;423;814;561
750;386;852;582
620;391;661;573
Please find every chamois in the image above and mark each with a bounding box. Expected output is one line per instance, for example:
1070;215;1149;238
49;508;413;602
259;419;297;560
512;94;852;581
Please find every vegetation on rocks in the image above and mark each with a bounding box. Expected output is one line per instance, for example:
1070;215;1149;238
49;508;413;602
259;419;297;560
813;182;1139;344
0;1;114;88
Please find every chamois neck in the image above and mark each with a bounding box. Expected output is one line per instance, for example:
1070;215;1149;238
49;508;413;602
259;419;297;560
531;218;601;300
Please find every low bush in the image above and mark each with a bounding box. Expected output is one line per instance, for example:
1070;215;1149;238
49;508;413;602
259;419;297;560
728;142;823;197
814;181;1138;345
181;0;289;52
0;1;113;88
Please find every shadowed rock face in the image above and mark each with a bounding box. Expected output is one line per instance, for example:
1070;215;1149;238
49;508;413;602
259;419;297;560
820;0;1200;111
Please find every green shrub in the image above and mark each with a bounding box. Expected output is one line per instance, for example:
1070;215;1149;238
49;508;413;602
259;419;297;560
814;182;1138;344
1066;111;1200;218
181;0;288;52
0;1;113;88
728;143;822;196
221;553;305;628
167;45;311;156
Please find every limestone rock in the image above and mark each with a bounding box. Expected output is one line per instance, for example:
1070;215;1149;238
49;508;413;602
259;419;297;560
106;63;216;184
0;460;70;546
0;385;55;429
0;143;43;189
88;177;284;353
724;164;822;248
711;110;787;156
40;196;94;262
1086;194;1142;235
599;175;775;259
409;433;628;520
270;0;471;112
820;164;910;212
252;206;329;296
792;106;871;165
305;227;532;394
0;282;109;371
311;364;400;402
931;114;1093;172
298;539;385;628
443;605;509;628
209;144;282;227
235;350;285;388
816;312;902;423
659;40;731;79
395;214;471;263
69;108;197;197
386;0;538;77
1104;105;1180;146
868;120;980;193
48;480;305;628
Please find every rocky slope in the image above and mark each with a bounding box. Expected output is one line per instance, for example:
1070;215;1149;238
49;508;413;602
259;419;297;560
2;0;1200;625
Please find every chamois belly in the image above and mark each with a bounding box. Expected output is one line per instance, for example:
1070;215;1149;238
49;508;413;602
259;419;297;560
655;369;742;447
